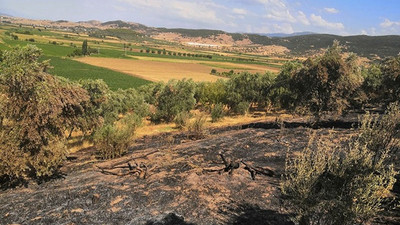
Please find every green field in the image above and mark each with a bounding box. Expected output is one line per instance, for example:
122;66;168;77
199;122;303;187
46;56;151;90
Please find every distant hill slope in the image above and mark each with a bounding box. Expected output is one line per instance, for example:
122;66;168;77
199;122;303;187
2;16;399;58
152;28;400;58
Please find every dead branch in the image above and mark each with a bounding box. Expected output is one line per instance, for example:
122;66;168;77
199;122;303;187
97;160;153;179
241;160;275;180
99;150;159;170
203;152;240;175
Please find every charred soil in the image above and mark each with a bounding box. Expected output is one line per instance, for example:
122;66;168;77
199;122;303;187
1;119;399;225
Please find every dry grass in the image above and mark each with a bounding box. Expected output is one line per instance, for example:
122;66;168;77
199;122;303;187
75;57;225;82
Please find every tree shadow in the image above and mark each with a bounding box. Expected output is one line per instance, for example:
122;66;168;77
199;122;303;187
145;212;196;225
227;204;294;225
0;170;66;191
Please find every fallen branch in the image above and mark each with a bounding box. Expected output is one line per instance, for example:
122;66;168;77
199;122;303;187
203;152;240;175
100;150;159;170
241;160;275;180
97;160;154;179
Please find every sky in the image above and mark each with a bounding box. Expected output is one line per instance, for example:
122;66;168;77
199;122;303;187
1;0;400;36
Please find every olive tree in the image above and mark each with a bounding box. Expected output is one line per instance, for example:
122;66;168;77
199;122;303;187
0;45;89;179
290;41;363;118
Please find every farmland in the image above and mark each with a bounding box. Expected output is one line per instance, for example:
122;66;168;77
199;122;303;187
0;22;286;88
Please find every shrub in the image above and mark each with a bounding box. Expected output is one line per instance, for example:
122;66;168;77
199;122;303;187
93;113;141;159
361;64;382;103
282;105;399;224
270;61;303;109
357;102;400;161
290;41;364;118
0;45;89;179
152;79;196;122
233;101;250;115
187;114;208;139
210;68;217;74
195;80;227;107
225;72;274;111
211;103;225;122
174;111;191;129
381;56;400;104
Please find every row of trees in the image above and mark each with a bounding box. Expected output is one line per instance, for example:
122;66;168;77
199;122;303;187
140;49;213;59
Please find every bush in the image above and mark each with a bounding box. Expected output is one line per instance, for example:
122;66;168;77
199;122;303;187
233;101;249;115
282;105;398;224
210;68;217;74
174;111;191;129
151;79;196;122
225;72;274;111
290;41;364;118
93;113;141;159
195;80;227;107
381;56;400;104
187;114;208;139
211;103;225;122
0;45;89;179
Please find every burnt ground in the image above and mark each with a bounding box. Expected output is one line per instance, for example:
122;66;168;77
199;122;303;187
1;119;399;225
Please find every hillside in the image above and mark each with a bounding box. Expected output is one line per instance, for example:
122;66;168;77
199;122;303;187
2;15;400;58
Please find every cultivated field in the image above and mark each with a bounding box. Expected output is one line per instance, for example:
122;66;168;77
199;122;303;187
75;56;280;82
76;57;225;82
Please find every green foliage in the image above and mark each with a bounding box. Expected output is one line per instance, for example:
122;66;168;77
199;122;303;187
282;104;399;224
89;28;148;41
101;88;149;125
195;80;227;106
67;48;83;57
78;79;110;135
0;45;89;179
225;72;274;111
381;56;400;104
361;64;382;103
151;79;196;122
211;103;225;122
271;61;303;109
82;40;88;56
138;82;165;106
93;113;141;159
290;41;364;118
357;102;400;162
234;102;250;115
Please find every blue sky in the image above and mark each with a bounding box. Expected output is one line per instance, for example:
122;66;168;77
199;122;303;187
1;0;400;35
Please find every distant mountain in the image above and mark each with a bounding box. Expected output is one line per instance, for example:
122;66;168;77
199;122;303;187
0;12;13;17
265;32;316;38
152;27;400;58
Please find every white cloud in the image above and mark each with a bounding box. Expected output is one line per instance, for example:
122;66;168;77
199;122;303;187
361;30;368;35
310;14;344;30
117;0;228;27
257;0;296;23
233;8;247;15
297;11;309;25
324;7;339;14
273;23;294;33
254;23;293;34
380;18;400;28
